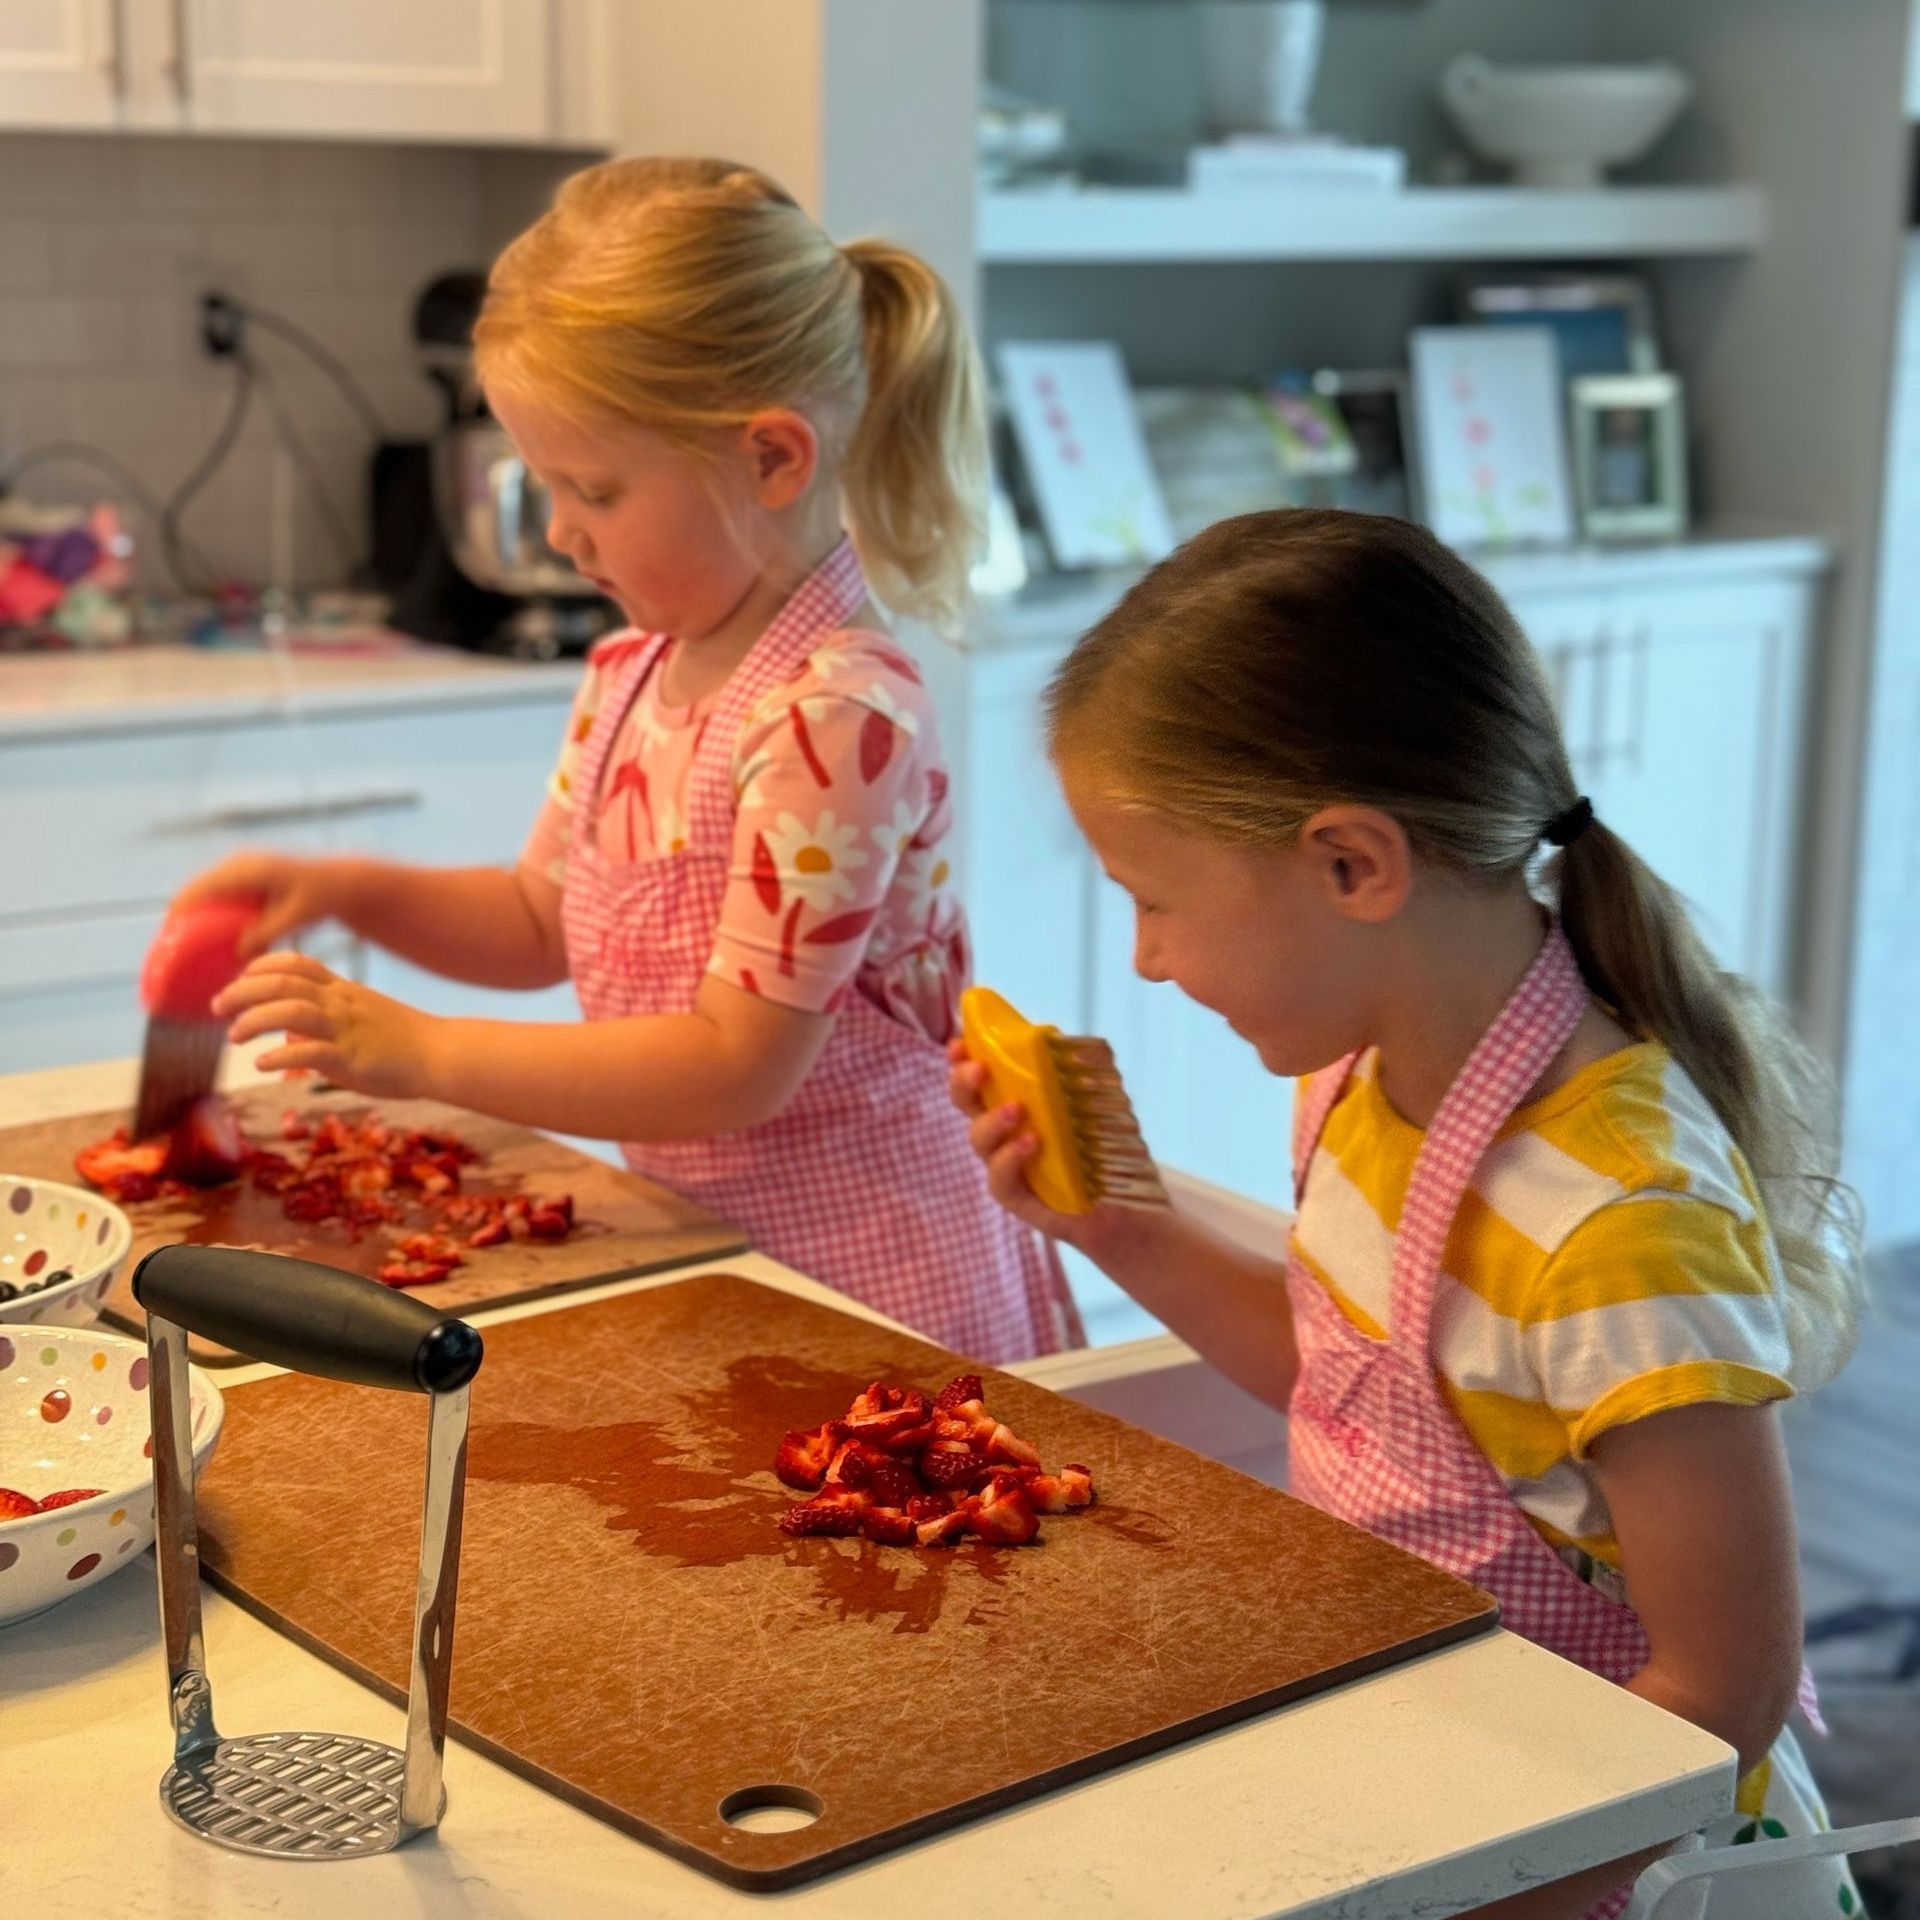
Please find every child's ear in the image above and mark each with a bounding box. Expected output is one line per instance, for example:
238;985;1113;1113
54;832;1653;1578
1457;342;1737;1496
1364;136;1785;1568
1298;805;1412;924
742;408;820;509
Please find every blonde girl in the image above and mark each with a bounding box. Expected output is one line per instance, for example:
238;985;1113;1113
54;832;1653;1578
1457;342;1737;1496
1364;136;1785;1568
954;510;1865;1914
191;157;1080;1364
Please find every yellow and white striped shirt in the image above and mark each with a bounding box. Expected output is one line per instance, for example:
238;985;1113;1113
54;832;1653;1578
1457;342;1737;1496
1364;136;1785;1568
1292;1042;1795;1571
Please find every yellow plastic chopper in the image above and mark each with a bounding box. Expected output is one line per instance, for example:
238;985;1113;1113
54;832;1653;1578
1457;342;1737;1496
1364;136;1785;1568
960;987;1167;1216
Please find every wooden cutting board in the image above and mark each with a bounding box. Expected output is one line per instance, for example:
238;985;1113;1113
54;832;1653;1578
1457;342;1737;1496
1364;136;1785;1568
0;1085;747;1364
197;1273;1500;1891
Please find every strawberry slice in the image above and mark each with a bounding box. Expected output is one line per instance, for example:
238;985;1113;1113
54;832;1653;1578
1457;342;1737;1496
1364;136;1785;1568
36;1488;104;1511
933;1373;984;1413
860;1507;916;1546
986;1422;1043;1468
779;1488;868;1537
905;1492;954;1523
970;1479;1041;1546
73;1130;169;1202
835;1445;921;1511
773;1421;839;1491
919;1440;980;1489
0;1487;39;1521
914;1505;974;1547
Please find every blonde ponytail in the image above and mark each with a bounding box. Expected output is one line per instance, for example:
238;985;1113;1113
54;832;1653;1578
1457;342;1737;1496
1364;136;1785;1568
1049;509;1865;1391
1553;823;1864;1391
473;156;986;635
840;239;987;636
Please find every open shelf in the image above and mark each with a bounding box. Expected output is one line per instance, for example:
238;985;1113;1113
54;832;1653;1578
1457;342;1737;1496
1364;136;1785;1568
978;185;1769;265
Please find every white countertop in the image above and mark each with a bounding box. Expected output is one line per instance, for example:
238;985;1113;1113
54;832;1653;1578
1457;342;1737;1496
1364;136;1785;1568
0;639;581;740
958;530;1833;657
0;1058;1737;1918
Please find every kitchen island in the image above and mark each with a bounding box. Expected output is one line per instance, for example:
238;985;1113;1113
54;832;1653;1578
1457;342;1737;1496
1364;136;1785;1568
0;1058;1736;1919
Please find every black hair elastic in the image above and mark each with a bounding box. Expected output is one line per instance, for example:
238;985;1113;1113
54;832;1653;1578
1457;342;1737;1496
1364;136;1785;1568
1542;796;1595;848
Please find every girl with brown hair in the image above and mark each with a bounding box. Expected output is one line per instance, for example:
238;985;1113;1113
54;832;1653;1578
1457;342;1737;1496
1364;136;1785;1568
955;509;1865;1913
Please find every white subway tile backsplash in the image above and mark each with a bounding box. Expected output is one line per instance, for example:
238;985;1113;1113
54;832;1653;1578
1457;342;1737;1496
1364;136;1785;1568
0;130;548;589
0;293;135;367
53;218;202;291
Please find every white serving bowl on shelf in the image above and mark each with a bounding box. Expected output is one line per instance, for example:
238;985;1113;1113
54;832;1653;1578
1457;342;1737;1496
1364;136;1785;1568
1439;56;1693;189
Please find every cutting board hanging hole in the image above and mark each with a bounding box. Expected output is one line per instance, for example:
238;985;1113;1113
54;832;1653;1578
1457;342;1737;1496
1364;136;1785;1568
720;1785;823;1833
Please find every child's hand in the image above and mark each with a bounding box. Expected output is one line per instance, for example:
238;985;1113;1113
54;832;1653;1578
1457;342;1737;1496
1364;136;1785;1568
215;953;438;1100
946;1037;1143;1259
174;852;345;958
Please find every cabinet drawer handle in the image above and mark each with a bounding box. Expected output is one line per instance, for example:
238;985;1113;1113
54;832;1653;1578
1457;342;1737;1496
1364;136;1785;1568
153;790;424;834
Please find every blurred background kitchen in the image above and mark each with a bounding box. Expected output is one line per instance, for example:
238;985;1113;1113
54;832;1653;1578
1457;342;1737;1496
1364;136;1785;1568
0;2;1915;1895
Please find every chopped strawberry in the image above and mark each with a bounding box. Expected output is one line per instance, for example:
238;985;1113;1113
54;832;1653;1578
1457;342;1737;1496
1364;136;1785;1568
919;1440;980;1488
467;1217;511;1249
861;1507;916;1546
35;1488;104;1511
905;1493;954;1523
970;1480;1041;1546
933;1373;984;1413
835;1445;921;1511
526;1201;572;1241
164;1096;245;1185
987;1422;1043;1468
779;1488;868;1537
773;1422;838;1490
0;1487;39;1521
914;1505;974;1547
73;1130;169;1200
279;1111;312;1141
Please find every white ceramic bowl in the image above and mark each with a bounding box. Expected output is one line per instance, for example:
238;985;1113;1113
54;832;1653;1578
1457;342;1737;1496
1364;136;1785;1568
1439;56;1693;189
0;1176;132;1329
0;1323;223;1629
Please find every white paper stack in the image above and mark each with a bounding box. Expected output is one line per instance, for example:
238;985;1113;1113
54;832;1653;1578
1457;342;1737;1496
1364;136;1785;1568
1188;137;1407;194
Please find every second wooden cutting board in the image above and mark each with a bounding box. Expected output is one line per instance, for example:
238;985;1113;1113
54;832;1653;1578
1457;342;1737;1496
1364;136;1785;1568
0;1084;747;1363
197;1272;1500;1890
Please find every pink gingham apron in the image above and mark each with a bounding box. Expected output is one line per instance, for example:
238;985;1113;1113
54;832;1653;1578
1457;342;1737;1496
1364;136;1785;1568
559;546;1080;1366
1284;926;1821;1920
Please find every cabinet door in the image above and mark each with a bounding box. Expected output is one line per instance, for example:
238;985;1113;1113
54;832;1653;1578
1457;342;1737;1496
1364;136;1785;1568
0;0;122;128
1525;578;1811;1000
176;0;552;143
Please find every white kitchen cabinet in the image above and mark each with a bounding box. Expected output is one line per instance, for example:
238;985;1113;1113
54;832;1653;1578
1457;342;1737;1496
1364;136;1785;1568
162;0;552;143
0;0;122;128
0;0;562;142
0;649;580;1074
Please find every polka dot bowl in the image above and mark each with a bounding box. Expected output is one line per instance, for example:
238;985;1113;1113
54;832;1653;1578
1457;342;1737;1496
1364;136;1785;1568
0;1323;223;1629
0;1176;133;1330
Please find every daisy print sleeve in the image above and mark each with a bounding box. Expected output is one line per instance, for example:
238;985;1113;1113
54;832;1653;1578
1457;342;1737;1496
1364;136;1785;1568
712;630;967;1041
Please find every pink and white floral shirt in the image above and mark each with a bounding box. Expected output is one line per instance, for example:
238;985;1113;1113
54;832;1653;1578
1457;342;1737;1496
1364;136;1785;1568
522;619;968;1043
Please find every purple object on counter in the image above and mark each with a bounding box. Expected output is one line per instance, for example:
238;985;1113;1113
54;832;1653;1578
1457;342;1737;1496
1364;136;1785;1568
19;527;100;585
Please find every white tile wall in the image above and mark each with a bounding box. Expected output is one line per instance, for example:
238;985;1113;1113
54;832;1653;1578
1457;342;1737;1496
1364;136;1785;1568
0;133;581;591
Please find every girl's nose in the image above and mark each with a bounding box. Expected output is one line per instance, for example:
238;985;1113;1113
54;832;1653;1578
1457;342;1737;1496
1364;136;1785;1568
1133;925;1168;985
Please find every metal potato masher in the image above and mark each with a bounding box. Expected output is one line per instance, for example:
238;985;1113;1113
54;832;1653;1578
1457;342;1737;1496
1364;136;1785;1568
134;1244;483;1859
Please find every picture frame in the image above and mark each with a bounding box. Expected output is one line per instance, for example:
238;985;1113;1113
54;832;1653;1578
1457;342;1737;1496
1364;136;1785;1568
1302;369;1420;523
1457;272;1662;381
1567;371;1690;541
996;340;1176;569
1409;325;1576;549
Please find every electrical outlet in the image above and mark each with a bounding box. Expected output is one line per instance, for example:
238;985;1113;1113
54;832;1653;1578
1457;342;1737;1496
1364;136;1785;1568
200;292;245;359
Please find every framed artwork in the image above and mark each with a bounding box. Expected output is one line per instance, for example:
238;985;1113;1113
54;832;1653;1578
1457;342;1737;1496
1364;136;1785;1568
1457;272;1661;380
1409;325;1575;549
997;341;1176;568
1568;371;1689;541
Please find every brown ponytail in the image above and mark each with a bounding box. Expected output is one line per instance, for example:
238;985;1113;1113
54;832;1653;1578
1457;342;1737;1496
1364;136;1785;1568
1553;821;1862;1388
840;239;987;636
1049;508;1863;1388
